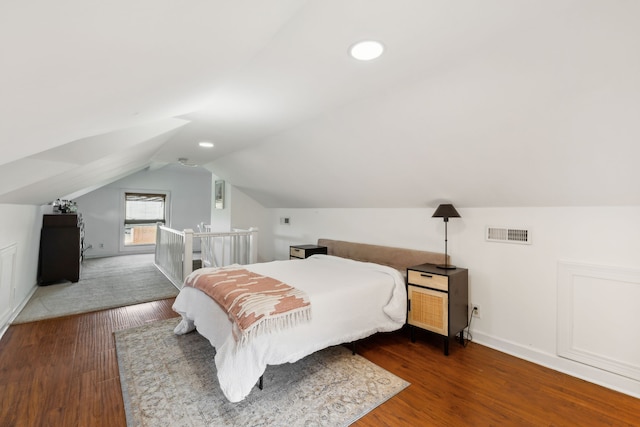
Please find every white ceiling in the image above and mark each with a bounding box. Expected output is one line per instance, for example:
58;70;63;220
2;0;639;207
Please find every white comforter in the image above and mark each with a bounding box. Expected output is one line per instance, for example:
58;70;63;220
172;255;407;402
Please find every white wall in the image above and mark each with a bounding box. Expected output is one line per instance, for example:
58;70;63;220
265;206;640;397
76;164;211;257
0;204;42;330
209;174;268;262
229;186;269;262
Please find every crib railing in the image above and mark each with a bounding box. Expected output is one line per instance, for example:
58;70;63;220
155;225;258;288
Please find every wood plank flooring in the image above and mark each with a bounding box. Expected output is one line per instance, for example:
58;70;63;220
0;299;179;427
1;299;638;426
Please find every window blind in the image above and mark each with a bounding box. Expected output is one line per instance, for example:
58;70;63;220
124;192;166;225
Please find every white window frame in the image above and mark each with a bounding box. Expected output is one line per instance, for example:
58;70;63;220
119;189;171;254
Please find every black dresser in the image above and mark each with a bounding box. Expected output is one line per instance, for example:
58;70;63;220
38;213;84;284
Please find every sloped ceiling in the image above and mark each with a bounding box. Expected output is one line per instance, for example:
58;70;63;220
1;0;639;207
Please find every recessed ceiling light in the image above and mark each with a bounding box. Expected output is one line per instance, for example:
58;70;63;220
199;141;214;148
349;40;384;61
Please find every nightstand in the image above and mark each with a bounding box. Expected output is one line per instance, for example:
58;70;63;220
289;244;328;260
406;263;468;355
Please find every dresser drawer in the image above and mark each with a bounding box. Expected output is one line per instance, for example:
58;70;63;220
290;247;305;258
408;270;448;292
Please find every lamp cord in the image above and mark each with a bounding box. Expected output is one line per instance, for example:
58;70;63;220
460;308;474;347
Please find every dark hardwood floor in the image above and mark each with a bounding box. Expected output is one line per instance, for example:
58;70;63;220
0;299;638;426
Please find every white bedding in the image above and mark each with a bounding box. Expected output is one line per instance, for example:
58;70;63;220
172;254;407;402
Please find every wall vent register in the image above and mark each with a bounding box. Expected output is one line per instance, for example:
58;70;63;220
486;226;531;244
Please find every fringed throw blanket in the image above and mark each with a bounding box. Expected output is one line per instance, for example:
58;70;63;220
184;268;311;345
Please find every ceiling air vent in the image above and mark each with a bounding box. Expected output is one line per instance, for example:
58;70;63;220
486;226;531;244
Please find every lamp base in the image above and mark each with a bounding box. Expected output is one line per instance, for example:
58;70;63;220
436;264;457;270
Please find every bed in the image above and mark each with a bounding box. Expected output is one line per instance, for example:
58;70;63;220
172;239;445;402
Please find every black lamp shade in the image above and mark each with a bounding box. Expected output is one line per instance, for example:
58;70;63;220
432;204;461;219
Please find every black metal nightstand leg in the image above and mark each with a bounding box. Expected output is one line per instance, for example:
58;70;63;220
410;325;416;343
444;338;449;356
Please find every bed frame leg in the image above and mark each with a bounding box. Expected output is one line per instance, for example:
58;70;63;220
258;375;264;390
351;342;356;355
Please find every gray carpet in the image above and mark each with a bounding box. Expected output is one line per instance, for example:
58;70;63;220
12;254;179;324
115;318;410;427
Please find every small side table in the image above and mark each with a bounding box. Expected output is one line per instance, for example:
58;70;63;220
290;244;328;260
406;263;469;355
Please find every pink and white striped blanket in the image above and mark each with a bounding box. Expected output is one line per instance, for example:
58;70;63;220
184;267;311;345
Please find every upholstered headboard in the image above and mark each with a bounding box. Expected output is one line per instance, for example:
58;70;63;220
317;239;446;272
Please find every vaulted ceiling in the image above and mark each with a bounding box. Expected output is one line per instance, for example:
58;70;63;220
2;1;639;207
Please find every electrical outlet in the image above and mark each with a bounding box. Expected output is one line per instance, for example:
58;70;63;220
472;304;481;319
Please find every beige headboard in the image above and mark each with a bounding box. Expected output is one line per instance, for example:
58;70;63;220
317;239;446;272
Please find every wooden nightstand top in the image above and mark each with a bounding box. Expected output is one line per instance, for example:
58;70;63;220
407;263;467;277
290;244;327;250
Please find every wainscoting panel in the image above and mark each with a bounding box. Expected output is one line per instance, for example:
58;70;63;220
557;261;640;381
0;244;17;326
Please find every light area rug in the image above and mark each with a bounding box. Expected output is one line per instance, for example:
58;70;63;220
115;318;410;427
12;254;179;324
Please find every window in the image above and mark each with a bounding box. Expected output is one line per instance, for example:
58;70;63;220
123;192;166;246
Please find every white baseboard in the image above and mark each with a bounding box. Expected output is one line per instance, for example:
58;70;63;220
0;283;38;341
472;331;640;399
